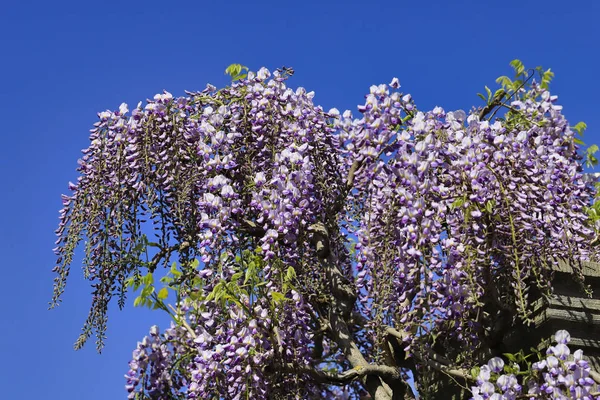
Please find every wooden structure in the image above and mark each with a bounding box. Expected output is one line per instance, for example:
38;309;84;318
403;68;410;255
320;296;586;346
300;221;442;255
426;260;600;400
508;260;600;371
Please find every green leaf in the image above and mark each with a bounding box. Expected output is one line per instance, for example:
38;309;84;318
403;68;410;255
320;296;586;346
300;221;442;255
225;64;249;81
477;93;486;102
485;86;492;103
587;144;598;155
133;296;143;307
485;200;495;214
572;121;587;136
170;262;182;278
493;88;505;100
231;272;244;282
143;272;153;286
541;68;554;89
512;80;523;92
348;242;357;256
464;208;471;223
285;266;297;282
495;76;512;87
509;59;525;76
244;262;256;285
206;281;224;302
450;196;465;210
215;285;233;304
157;287;169;300
225;64;240;77
141;285;154;298
227;281;240;295
189;290;201;301
270;291;286;303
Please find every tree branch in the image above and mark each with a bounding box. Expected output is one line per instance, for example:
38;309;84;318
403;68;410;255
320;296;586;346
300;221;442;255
308;225;414;400
279;363;401;385
308;222;356;308
479;93;506;120
148;241;190;271
346;159;364;190
385;327;473;381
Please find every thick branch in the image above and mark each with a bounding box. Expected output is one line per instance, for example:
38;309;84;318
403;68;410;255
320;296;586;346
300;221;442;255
308;225;413;400
346;159;364;190
328;311;397;400
308;222;331;258
279;363;401;385
308;222;356;308
419;357;472;381
385;327;473;382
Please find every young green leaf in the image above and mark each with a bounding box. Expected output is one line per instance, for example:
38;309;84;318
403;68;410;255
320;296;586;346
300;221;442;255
572;121;587;136
143;272;153;286
285;266;296;282
510;59;525;76
485;200;495;214
157;287;169;300
496;75;512;88
231;272;244;282
270;291;286;303
141;285;154;298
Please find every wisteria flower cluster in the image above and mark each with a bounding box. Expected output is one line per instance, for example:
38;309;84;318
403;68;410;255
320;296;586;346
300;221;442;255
52;63;600;399
472;330;599;399
125;324;185;399
51;66;344;350
335;78;594;356
126;297;317;399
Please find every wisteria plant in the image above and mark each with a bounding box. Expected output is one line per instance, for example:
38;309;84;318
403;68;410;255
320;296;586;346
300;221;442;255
51;61;600;399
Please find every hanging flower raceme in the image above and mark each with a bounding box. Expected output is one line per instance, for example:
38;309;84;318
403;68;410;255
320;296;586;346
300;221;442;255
51;67;345;350
334;80;595;359
125;287;318;399
471;330;598;399
52;65;599;399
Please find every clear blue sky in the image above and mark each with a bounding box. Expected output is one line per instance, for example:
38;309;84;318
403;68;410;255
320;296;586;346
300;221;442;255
1;0;598;398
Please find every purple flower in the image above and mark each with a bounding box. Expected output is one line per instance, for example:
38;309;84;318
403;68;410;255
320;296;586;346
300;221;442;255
488;357;505;373
554;330;571;344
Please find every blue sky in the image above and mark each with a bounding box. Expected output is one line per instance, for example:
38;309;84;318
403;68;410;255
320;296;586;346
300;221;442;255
1;0;598;398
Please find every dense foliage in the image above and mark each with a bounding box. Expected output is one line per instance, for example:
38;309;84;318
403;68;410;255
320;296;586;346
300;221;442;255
52;61;600;399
